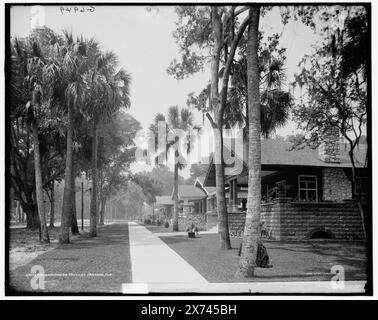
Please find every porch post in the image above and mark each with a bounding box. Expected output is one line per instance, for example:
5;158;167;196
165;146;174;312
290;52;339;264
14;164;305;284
231;179;239;212
228;180;233;212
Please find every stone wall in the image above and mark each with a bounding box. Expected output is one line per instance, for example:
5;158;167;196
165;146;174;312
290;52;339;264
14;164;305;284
318;127;340;163
228;213;246;237
178;213;207;231
261;199;364;240
322;168;352;201
225;200;364;240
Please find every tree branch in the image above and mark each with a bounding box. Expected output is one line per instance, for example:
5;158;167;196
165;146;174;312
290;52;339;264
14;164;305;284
205;112;216;128
234;6;248;17
219;15;249;115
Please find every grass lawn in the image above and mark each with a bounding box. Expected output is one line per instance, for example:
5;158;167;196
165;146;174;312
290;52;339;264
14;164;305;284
160;233;367;282
10;226;63;271
9;223;132;293
144;224;177;234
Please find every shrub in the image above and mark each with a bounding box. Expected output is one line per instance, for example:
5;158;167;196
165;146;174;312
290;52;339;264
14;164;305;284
144;218;151;225
164;221;169;228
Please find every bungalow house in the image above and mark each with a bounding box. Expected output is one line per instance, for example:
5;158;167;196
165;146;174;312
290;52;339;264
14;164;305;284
154;185;207;229
194;176;248;232
155;195;174;218
203;131;368;240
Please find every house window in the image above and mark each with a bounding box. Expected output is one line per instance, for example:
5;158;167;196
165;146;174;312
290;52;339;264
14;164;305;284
298;175;318;202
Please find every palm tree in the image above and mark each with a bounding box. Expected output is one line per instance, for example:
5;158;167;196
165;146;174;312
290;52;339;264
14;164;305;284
225;45;292;139
57;32;97;244
236;5;262;278
168;106;194;231
81;52;131;237
28;86;50;243
211;22;291;274
150;107;195;231
233;8;294;277
10;31;56;242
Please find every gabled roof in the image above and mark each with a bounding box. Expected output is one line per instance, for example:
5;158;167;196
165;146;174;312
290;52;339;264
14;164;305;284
204;138;367;186
194;176;217;195
176;185;206;200
155;196;174;205
261;139;367;167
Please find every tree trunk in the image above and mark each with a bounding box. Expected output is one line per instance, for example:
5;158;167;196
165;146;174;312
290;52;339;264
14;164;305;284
71;171;79;234
206;10;249;249
21;206;25;223
210;7;231;250
98;175;104;225
89;118;98;237
237;6;262;278
60;103;74;244
210;7;231;249
25;204;39;230
99;197;106;226
214;127;231;249
9;188;15;221
347;148;367;239
49;180;55;228
16;201;21;223
172;160;179;231
31;122;49;243
70;169;79;234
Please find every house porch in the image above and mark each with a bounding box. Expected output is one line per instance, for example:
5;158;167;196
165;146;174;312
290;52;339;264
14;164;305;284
205;166;366;240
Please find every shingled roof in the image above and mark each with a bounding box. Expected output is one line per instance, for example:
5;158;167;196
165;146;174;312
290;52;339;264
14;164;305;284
176;185;207;200
261;140;367;167
204;138;367;186
155;196;174;205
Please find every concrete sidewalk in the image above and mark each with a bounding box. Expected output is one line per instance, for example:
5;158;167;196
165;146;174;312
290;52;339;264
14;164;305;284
125;222;366;294
145;280;366;294
127;222;208;287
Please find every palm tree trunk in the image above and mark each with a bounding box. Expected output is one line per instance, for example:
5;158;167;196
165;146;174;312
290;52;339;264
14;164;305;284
98;173;104;226
99;197;106;226
237;6;262;277
71;170;79;234
31;122;49;243
172;160;179;231
60;103;73;244
89;117;98;237
49;180;55;228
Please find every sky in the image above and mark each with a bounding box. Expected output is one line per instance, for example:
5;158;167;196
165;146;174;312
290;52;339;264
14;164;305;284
10;5;321;177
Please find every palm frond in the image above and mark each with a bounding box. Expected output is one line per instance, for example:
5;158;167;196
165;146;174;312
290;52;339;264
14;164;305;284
168;105;180;128
180;107;193;128
154;113;166;125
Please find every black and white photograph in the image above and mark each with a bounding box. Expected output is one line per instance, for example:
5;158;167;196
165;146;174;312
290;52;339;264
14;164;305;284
2;1;373;298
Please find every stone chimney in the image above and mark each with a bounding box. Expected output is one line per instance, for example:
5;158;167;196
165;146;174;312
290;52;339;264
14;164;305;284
318;127;341;163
